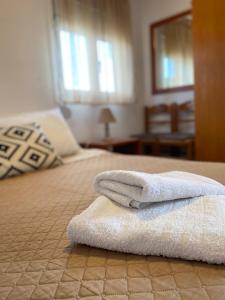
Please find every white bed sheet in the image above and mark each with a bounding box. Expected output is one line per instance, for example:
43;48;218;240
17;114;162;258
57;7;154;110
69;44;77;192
62;148;107;164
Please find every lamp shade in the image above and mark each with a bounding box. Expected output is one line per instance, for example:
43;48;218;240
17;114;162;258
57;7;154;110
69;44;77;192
99;108;116;124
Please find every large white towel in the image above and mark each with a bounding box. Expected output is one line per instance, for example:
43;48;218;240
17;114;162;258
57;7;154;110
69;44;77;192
94;170;225;208
67;195;225;264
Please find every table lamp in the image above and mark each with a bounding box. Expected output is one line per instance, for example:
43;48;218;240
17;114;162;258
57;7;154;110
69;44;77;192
99;108;116;139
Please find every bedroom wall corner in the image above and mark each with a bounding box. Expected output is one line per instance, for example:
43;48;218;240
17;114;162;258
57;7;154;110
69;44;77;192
132;0;194;107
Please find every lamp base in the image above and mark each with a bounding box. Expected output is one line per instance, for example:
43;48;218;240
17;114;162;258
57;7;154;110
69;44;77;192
104;123;110;139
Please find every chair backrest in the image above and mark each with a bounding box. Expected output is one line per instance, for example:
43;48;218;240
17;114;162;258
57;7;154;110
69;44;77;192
177;101;195;131
145;103;177;134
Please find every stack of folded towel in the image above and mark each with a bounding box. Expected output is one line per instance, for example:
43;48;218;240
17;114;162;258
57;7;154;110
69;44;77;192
67;170;225;264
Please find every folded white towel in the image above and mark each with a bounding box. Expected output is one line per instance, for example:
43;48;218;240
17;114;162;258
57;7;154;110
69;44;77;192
94;170;225;208
67;195;225;264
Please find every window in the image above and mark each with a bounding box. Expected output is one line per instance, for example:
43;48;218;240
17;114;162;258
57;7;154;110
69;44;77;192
54;0;133;104
60;31;115;93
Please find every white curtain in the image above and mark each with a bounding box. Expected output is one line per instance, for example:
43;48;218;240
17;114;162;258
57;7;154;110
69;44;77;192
53;0;134;104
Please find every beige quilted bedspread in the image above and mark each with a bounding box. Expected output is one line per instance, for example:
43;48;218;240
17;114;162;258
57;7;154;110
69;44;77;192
1;153;225;300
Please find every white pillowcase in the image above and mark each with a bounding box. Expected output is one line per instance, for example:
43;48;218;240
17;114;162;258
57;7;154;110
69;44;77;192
0;123;62;180
0;108;80;157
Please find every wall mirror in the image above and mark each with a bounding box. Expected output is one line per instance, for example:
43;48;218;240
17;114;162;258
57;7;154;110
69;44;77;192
151;11;194;94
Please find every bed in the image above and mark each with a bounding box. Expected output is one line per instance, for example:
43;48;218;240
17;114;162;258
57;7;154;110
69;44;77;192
1;150;225;300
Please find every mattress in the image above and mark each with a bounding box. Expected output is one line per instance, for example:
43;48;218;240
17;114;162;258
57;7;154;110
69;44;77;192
0;153;225;300
62;148;107;164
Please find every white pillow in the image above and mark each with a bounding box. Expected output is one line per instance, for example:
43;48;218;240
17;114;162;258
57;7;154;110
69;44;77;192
0;108;80;157
0;123;62;180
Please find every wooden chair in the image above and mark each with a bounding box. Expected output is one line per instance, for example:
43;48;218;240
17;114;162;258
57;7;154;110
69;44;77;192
158;101;195;159
145;103;177;134
135;103;176;155
177;101;195;137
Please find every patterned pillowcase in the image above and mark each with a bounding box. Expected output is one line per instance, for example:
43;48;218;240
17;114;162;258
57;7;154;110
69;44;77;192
0;123;63;179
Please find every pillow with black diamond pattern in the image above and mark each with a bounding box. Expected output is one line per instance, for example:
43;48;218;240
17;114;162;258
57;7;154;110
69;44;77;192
0;123;63;179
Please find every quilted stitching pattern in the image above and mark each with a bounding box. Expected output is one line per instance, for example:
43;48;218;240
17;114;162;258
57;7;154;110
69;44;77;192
1;153;225;299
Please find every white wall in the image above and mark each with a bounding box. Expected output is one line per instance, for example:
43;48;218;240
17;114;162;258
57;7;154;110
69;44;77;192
0;0;143;142
0;0;56;114
130;0;193;106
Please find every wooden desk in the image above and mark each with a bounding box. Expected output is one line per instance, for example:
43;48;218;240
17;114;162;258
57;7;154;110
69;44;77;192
156;138;195;160
80;138;141;155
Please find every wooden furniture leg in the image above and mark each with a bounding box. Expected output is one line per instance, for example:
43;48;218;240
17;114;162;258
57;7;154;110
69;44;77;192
186;141;194;160
152;141;160;156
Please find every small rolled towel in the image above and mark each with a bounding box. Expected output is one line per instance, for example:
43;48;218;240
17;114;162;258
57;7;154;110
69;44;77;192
94;170;225;208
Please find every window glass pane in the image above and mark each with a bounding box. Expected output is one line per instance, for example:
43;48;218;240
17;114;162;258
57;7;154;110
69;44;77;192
60;30;90;91
60;31;73;90
74;35;90;91
97;40;115;93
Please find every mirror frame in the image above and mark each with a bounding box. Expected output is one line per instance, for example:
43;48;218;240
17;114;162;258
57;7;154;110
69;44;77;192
150;10;193;95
